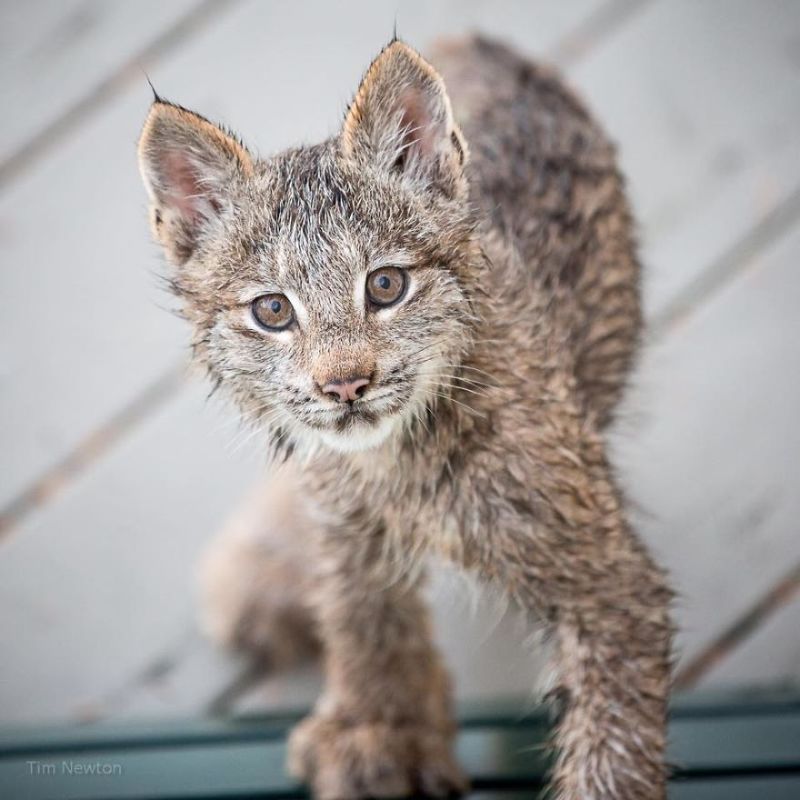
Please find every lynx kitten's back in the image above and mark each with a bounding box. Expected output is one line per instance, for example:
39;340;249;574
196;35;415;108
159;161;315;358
434;37;641;427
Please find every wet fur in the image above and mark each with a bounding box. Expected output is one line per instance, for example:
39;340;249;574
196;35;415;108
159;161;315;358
140;36;673;800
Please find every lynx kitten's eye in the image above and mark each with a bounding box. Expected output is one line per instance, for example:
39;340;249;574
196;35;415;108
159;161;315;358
251;294;294;331
366;267;407;308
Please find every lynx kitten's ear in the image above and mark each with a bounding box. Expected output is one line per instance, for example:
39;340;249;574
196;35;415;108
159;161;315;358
342;41;468;199
137;101;253;265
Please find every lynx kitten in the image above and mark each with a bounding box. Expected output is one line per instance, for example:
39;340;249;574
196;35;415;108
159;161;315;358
138;36;673;800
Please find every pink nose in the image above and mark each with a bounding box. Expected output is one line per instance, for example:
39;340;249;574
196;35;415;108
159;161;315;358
320;376;371;404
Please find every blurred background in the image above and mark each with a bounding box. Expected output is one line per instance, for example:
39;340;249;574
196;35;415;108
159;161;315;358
1;0;799;727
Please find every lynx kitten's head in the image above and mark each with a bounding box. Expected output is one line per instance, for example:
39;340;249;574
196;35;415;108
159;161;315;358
138;41;479;455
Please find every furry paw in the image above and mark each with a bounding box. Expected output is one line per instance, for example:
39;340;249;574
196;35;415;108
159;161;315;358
287;715;468;799
198;471;319;668
198;526;318;668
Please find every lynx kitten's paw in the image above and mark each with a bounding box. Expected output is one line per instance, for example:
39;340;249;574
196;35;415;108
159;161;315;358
199;528;317;668
288;715;468;799
198;471;319;668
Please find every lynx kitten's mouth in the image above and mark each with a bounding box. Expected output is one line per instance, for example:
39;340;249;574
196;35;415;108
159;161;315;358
332;406;380;430
301;368;424;452
317;414;399;453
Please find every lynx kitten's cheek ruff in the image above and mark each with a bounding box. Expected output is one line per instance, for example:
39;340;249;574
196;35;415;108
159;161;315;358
139;36;673;800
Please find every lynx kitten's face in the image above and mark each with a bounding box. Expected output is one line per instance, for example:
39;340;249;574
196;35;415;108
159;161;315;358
139;43;476;454
201;149;473;454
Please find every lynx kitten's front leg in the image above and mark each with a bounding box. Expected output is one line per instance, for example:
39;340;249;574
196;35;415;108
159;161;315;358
287;510;467;800
454;403;673;800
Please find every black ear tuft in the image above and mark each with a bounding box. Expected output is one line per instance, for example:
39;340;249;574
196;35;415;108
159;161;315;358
145;74;163;104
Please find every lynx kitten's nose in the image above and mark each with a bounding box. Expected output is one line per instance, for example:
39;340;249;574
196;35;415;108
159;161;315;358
321;376;371;404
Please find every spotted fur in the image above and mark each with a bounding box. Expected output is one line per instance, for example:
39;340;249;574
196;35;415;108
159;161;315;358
139;36;673;800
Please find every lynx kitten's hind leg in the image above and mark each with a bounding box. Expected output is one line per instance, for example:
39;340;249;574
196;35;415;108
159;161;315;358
198;465;319;669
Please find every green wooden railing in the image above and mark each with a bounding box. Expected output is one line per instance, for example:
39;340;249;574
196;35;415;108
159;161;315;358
1;689;799;799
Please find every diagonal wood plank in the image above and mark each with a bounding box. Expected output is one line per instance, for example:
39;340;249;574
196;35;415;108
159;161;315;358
569;0;800;321
0;0;206;170
611;221;800;668
696;577;800;688
0;382;263;724
676;563;800;688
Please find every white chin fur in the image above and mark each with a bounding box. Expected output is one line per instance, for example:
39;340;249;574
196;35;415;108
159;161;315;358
317;415;398;453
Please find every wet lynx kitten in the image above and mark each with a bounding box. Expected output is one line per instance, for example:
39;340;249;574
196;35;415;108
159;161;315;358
138;36;673;800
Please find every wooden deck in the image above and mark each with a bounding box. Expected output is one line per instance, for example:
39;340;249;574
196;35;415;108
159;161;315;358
1;0;799;726
3;690;800;799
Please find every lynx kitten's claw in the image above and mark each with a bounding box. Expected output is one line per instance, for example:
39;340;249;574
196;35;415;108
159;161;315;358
288;715;468;799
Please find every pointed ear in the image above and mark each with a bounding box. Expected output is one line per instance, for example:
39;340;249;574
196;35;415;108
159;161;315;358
341;41;468;199
137;101;253;264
